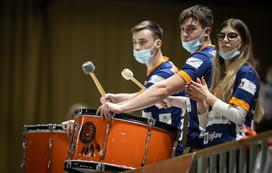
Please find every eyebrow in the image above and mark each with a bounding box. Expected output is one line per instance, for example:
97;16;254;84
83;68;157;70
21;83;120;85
181;24;196;28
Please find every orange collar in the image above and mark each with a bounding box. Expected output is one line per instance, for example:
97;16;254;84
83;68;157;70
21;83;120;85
147;56;169;76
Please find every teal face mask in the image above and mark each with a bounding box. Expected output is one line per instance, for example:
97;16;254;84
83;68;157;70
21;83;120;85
133;42;156;64
218;48;241;61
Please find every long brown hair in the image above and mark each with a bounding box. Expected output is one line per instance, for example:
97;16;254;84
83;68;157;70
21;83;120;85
212;18;263;122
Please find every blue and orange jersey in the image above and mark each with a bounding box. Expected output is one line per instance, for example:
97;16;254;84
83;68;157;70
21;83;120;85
177;45;216;149
203;64;261;147
142;56;185;132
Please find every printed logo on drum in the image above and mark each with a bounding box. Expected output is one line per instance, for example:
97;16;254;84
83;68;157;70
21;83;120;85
80;122;96;143
80;121;101;157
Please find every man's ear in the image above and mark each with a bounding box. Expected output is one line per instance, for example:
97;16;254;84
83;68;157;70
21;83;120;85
205;27;211;36
156;39;162;47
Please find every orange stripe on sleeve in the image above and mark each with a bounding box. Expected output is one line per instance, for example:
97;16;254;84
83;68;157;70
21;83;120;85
177;70;192;83
230;97;250;111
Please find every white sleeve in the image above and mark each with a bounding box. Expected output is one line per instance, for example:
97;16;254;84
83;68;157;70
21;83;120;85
198;111;208;129
212;99;247;124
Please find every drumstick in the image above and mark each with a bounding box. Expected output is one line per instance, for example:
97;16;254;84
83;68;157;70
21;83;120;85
82;61;106;96
121;68;146;90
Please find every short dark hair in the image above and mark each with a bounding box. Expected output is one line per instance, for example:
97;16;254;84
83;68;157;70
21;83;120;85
179;5;213;28
131;20;163;40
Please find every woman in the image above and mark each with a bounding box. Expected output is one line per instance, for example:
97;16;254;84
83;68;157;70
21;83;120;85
187;18;263;147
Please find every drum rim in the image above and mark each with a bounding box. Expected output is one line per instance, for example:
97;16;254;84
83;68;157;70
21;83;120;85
23;124;64;131
74;109;180;136
64;159;134;171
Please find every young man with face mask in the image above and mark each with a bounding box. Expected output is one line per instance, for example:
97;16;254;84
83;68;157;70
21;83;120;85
100;20;185;156
98;5;216;153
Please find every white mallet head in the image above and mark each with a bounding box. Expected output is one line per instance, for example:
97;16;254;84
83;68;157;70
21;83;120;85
82;61;95;74
121;68;134;80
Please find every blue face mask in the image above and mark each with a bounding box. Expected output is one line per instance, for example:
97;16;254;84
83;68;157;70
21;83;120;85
133;42;156;64
218;48;241;61
182;38;201;54
182;30;205;54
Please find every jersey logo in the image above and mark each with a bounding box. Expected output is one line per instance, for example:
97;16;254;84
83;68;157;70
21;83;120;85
185;57;203;69
238;78;256;95
204;131;223;144
142;111;152;119
148;75;165;84
159;113;172;124
209;50;216;57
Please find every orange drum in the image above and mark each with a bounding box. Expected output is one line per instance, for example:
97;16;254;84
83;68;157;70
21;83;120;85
65;109;179;172
22;124;70;173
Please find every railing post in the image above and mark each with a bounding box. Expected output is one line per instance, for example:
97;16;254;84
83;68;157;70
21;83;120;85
249;143;258;173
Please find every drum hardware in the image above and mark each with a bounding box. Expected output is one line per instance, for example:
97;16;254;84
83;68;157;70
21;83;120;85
77;108;83;115
141;118;155;166
21;125;29;168
67;120;79;160
64;160;131;172
96;162;104;171
21;138;27;168
101;120;111;160
172;130;181;157
49;123;57;132
47;138;53;172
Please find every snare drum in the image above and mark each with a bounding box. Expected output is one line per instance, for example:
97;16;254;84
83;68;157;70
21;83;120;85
22;124;70;173
65;109;179;171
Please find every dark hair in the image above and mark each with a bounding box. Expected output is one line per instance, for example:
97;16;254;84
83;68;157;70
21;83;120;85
179;5;213;28
131;20;163;40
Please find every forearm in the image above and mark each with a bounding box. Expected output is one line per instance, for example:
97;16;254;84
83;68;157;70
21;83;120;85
120;74;185;112
205;92;218;107
115;93;139;102
197;100;208;114
170;96;187;109
212;99;247;124
121;84;170;112
198;111;208;129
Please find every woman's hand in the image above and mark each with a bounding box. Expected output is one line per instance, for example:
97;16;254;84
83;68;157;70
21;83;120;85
187;77;210;102
187;77;217;106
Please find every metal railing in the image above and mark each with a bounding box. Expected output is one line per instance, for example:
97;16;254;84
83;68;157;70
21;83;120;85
190;130;272;173
127;130;272;173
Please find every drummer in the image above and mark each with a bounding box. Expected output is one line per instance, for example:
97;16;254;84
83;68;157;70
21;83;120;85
100;20;186;156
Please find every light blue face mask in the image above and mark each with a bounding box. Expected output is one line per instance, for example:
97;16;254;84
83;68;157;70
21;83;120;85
218;48;241;61
133;42;156;64
182;30;205;54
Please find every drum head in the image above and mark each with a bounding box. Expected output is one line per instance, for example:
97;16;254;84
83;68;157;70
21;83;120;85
64;160;133;172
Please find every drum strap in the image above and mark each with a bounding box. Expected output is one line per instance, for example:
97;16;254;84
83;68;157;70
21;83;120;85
141;118;155;166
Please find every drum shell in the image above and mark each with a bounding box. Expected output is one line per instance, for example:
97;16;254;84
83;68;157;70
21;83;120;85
22;124;70;173
68;109;179;169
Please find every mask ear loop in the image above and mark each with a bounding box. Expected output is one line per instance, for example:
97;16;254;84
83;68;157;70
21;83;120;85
200;28;208;44
150;40;159;56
